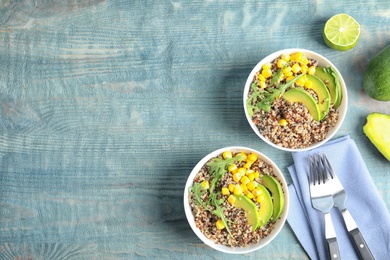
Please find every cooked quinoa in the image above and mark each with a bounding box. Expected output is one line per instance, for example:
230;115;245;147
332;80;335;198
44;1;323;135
252;98;338;149
247;53;340;149
188;153;283;248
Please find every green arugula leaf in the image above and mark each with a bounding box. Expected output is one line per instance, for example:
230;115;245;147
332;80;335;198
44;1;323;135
190;154;245;237
247;74;304;115
191;183;208;208
209;193;233;236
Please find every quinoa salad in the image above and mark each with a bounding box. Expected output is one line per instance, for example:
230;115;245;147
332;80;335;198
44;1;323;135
246;52;341;149
188;151;285;248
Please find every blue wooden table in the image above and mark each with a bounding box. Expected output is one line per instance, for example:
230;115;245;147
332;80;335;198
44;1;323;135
0;1;389;259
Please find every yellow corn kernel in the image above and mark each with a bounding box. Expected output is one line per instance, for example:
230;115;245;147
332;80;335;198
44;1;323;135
256;195;265;203
252;188;263;198
233;184;243;195
279;119;288;127
300;64;308;74
216;219;225;230
282;66;292;74
292;63;301;74
240;183;248;193
228;183;235;192
305;80;313;89
291;52;302;61
243;162;252;169
233;172;242;182
262;62;272;70
228;163;238;172
308;66;316;75
295;75;307;87
281;53;290;62
279;72;285;80
228;194;236;204
246;169;254;175
240;175;250;185
237;168;246;176
222;187;230;196
247;153;258;162
257;73;266;82
277;59;287;68
246;180;257;191
298;55;309;65
245;191;254;199
261;69;272;79
238;152;247;160
295;79;304;87
253;171;260;179
223;151;232;159
247;172;255;181
200;181;209;189
259;81;266;89
286;75;295;81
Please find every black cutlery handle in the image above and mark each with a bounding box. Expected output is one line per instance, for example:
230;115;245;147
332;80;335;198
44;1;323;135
327;237;341;260
349;228;374;260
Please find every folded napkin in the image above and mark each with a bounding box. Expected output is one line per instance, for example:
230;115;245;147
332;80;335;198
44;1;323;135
287;135;390;260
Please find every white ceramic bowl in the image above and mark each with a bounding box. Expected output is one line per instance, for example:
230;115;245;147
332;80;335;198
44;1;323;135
183;146;289;254
243;48;348;152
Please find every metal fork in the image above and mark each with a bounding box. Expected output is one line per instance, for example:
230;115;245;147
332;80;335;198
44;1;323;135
309;154;340;260
321;154;374;260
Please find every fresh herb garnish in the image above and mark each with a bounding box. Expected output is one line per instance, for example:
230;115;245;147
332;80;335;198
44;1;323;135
191;154;245;236
206;155;244;192
246;72;304;117
191;182;208;208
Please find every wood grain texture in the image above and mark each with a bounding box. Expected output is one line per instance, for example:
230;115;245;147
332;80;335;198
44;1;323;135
0;0;389;259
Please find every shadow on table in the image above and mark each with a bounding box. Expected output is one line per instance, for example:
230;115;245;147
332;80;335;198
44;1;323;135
156;151;205;244
155;61;261;247
310;18;328;47
210;63;257;138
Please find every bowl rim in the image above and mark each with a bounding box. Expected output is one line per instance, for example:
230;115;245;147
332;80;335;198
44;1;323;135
183;146;289;254
243;48;348;152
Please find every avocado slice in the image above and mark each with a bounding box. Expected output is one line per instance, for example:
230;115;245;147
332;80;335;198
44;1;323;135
315;66;342;108
305;75;331;120
261;174;284;222
255;184;274;227
283;87;321;121
231;195;260;230
363;112;390;161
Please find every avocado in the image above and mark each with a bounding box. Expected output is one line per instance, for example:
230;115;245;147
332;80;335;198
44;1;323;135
363;112;390;161
315;66;342;108
231;195;260;230
283;87;321;121
305;75;331;120
261;174;284;222
255;184;274;227
363;45;390;101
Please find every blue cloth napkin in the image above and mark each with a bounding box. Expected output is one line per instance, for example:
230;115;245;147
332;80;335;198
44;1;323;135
287;135;390;260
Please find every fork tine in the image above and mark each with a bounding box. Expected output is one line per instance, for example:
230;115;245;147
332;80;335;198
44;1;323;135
314;154;324;184
309;156;313;185
309;155;317;185
321;153;335;179
317;154;328;183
